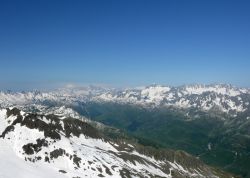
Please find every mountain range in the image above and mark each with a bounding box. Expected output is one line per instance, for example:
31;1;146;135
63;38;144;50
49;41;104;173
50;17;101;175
0;84;250;177
1;84;249;116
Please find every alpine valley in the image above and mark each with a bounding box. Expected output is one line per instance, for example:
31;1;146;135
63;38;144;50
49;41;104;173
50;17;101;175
0;84;250;178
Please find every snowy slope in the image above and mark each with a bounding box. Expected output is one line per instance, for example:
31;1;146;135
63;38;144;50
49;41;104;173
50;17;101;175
0;139;64;178
0;108;233;178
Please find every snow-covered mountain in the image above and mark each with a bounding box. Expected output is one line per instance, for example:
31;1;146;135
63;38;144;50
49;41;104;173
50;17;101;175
95;84;250;115
0;108;232;178
0;84;249;116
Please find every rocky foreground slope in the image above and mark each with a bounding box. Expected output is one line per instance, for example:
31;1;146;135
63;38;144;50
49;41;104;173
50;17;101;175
0;108;233;178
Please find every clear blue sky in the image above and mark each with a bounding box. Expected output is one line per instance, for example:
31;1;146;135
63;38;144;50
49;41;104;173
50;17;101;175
0;0;249;90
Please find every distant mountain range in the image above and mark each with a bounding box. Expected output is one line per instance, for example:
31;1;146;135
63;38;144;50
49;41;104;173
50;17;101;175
1;84;249;116
0;84;250;177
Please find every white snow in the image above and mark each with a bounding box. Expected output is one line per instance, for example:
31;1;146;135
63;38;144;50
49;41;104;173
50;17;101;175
0;139;64;178
141;85;170;104
183;84;241;96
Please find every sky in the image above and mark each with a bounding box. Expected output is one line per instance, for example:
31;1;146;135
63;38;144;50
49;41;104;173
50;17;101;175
0;0;249;90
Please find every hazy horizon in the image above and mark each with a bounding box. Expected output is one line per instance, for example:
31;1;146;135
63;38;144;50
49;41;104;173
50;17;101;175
0;81;249;92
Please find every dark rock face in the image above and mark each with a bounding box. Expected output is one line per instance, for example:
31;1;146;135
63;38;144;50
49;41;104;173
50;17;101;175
59;170;67;174
0;125;15;138
22;139;48;155
73;154;81;168
102;164;112;175
63;117;100;139
23;144;35;155
45;156;50;162
50;148;65;159
22;114;61;140
119;168;132;178
6;108;21;118
1;108;23;138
